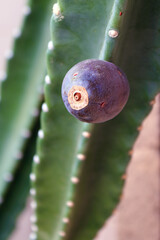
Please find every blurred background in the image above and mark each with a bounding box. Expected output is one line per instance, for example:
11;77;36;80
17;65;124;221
0;1;159;240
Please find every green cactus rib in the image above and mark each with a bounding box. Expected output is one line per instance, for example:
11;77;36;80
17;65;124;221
0;0;56;198
33;0;160;240
33;0;126;240
0;122;38;240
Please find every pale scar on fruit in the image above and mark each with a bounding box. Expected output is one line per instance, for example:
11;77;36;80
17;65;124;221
68;85;89;110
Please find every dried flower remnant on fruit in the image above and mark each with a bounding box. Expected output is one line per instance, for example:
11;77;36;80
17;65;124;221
68;86;89;110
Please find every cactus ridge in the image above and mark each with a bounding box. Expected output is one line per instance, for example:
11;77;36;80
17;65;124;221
0;0;54;199
32;0;127;239
32;0;160;240
0;120;39;240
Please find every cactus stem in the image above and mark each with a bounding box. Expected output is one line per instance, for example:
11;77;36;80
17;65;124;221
66;201;74;207
33;155;40;164
30;173;36;182
82;131;91;138
71;177;79;184
38;129;44;139
42;103;49;112
45;75;51;85
48;41;54;51
4;50;14;60
108;29;119;38
23;6;31;16
59;231;66;237
77;153;86;161
4;173;14;182
62;218;70;224
30;215;37;223
30;188;36;196
30;200;37;209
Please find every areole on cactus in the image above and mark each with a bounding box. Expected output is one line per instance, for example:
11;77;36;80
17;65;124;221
0;0;159;240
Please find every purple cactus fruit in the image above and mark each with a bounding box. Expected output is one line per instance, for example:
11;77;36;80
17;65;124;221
61;59;130;123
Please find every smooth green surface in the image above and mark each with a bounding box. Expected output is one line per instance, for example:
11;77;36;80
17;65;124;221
0;122;38;240
67;1;160;239
0;0;54;197
35;0;160;240
34;1;116;239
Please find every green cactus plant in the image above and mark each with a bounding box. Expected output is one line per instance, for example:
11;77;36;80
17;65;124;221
0;0;160;240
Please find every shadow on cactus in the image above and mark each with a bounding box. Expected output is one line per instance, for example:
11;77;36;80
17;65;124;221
0;0;160;240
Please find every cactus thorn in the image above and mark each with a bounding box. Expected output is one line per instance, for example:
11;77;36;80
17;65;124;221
38;129;44;139
0;71;7;82
48;41;54;51
150;99;156;105
5;50;14;59
108;29;119;38
30;201;37;209
31;225;38;232
82;131;91;138
45;75;51;84
23;6;31;16
137;125;143;131
29;232;37;240
71;177;79;184
53;3;64;21
59;231;66;237
12;28;21;38
77;153;86;161
121;174;127;180
128;149;133;156
66;201;74;207
30;188;36;196
30;215;37;223
30;173;36;181
62;218;70;223
42;103;49;112
33;155;40;164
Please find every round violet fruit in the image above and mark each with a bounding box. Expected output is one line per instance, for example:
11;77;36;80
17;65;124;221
61;59;130;123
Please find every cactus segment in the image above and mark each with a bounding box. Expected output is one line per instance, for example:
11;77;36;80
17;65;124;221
33;0;126;239
34;0;160;240
0;124;38;240
0;0;55;197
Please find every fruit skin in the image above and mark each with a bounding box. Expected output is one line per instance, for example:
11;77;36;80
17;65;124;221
61;59;130;123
